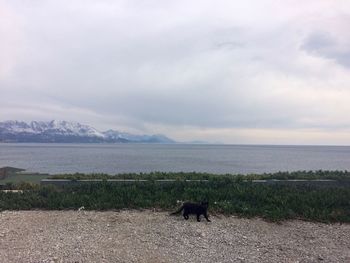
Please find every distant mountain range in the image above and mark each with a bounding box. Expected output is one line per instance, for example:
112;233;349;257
0;120;175;144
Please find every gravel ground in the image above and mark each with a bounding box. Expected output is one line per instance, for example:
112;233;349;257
0;210;349;263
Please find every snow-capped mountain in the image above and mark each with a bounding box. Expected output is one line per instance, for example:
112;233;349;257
0;120;104;137
0;120;175;143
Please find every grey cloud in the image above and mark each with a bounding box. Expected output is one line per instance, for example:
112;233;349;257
302;32;335;51
334;52;350;68
2;0;350;143
302;32;350;68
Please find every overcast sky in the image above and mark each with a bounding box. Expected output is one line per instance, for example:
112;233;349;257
1;0;350;144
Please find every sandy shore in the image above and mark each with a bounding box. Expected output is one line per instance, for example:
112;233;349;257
0;210;349;263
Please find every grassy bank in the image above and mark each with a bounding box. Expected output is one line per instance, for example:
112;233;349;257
50;170;350;181
1;177;349;223
0;167;48;186
0;173;49;185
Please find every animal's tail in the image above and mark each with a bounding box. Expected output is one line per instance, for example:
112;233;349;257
170;205;184;215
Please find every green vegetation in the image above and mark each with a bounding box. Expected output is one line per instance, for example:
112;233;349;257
50;170;350;181
0;166;48;185
0;166;25;180
51;172;217;180
1;169;349;222
0;173;49;185
0;166;25;174
1;176;349;223
2;169;350;185
248;170;350;180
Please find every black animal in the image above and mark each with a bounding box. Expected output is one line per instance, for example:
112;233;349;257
171;201;211;222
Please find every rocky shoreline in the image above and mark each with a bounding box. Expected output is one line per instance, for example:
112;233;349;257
0;210;349;263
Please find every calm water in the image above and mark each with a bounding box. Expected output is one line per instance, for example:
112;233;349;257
1;143;350;175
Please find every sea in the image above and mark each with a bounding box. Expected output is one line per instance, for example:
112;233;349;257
1;143;350;175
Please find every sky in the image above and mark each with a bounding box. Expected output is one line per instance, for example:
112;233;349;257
1;0;350;145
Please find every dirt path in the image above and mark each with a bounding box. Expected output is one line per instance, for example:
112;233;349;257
0;210;349;263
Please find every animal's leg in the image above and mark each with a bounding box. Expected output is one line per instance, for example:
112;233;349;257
197;214;201;222
204;213;211;222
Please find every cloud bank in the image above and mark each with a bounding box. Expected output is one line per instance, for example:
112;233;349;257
1;0;350;144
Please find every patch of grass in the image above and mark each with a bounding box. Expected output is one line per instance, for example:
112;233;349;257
50;170;350;181
50;172;217;181
0;174;49;185
1;178;349;223
0;166;49;186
